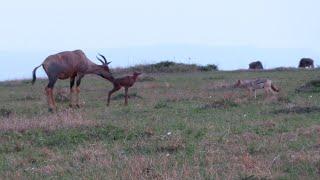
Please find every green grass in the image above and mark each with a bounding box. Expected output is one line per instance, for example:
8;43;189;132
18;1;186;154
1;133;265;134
0;69;320;179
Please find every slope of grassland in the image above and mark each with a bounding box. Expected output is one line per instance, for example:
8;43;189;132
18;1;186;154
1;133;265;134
0;69;320;179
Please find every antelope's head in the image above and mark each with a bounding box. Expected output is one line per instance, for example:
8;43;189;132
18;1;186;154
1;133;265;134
132;72;142;81
96;53;113;81
133;72;142;77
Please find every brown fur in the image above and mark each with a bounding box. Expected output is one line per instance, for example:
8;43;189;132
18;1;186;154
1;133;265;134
107;72;142;106
32;50;113;111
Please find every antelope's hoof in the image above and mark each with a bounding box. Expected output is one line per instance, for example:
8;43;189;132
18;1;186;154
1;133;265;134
48;108;57;113
69;104;78;108
76;104;81;108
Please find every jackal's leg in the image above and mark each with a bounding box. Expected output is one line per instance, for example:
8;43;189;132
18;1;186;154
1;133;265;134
69;77;76;107
124;87;129;106
107;85;121;106
264;87;269;98
247;88;254;99
254;90;257;99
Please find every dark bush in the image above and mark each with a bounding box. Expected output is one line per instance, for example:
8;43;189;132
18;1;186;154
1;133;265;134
198;64;218;71
153;61;175;68
113;61;218;73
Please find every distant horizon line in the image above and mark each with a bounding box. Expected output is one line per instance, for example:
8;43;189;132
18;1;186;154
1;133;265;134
1;66;317;83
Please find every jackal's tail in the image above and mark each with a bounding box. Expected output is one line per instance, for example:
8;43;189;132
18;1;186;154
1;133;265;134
32;64;42;85
271;84;279;92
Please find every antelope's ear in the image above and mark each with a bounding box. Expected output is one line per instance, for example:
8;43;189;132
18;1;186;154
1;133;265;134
107;61;112;65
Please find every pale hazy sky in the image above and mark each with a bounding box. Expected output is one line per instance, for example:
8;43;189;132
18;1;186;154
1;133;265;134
0;0;319;79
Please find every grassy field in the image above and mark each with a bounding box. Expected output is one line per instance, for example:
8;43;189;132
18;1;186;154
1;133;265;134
0;69;320;179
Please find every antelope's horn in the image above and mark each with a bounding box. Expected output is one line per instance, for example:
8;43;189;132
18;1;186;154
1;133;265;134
96;56;105;65
98;53;107;64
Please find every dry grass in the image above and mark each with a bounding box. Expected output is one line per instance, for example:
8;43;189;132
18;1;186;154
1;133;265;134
0;109;99;132
1;70;320;179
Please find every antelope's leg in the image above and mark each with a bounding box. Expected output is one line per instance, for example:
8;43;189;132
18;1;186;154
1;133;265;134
75;87;80;108
46;78;57;112
75;75;84;108
69;77;76;107
45;87;54;112
107;85;121;106
124;87;129;106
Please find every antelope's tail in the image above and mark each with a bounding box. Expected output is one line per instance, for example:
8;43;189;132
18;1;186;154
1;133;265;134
271;84;279;92
32;64;42;85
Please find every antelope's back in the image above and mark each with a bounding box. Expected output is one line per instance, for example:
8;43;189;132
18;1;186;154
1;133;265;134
43;50;89;74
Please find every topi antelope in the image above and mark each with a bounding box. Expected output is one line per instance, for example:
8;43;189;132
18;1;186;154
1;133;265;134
107;72;142;106
32;50;113;112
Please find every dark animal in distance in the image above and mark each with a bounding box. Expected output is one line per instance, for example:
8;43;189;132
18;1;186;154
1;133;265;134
32;50;113;112
298;58;314;68
107;72;142;106
249;61;264;70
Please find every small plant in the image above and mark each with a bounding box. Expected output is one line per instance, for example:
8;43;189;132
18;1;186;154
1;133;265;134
238;174;259;180
154;101;169;109
137;76;156;82
111;92;142;100
0;108;12;118
296;80;320;93
199;98;238;110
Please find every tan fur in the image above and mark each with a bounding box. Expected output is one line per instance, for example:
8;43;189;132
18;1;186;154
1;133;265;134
234;78;279;99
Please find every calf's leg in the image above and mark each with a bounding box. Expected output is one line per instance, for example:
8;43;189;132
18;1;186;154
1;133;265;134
107;85;121;106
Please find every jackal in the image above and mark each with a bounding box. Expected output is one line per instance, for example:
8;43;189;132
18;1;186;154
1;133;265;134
234;78;279;98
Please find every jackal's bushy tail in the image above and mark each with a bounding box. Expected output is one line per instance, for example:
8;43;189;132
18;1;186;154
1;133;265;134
32;64;42;85
271;84;279;92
